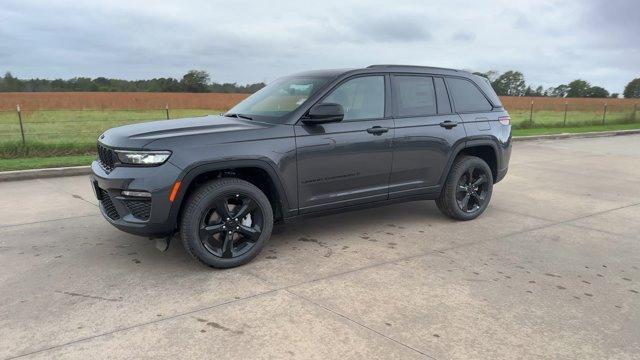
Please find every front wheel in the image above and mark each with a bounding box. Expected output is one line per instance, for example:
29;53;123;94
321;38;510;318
436;156;493;221
180;178;273;268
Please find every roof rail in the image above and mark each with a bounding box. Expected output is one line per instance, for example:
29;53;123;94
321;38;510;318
366;64;461;72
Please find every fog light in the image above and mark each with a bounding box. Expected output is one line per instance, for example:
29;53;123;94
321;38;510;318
121;190;151;198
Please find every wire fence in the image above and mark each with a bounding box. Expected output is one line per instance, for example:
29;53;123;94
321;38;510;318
0;106;219;145
508;100;639;129
0;101;638;158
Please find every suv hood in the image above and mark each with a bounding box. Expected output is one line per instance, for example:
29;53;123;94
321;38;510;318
99;115;270;148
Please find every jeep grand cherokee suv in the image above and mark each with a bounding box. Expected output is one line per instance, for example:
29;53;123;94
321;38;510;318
91;65;511;268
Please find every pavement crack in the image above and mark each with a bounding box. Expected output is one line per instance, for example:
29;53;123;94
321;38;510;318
0;214;100;230
55;290;122;302
3;289;280;360
285;289;438;360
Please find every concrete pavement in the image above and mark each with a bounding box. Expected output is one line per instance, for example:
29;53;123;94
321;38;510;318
1;135;639;359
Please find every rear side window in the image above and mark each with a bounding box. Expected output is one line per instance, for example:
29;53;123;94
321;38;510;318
392;76;436;117
434;77;452;114
447;78;493;113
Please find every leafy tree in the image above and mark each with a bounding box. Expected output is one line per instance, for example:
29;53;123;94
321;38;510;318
492;71;526;96
1;72;23;91
566;80;591;97
181;70;210;93
610;93;619;98
473;70;498;82
623;78;640;98
586;86;609;98
548;84;569;97
523;86;534;96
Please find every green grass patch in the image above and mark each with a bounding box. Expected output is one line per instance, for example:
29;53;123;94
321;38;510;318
513;122;640;136
0;108;639;172
510;110;635;128
0;109;220;158
0;154;95;172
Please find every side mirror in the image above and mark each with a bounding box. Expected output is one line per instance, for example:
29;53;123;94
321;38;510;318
303;103;344;125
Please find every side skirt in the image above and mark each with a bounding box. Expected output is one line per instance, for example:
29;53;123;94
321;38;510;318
281;190;441;223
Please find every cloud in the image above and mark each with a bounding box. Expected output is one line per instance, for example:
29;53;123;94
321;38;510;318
451;31;475;43
348;15;432;42
0;0;637;93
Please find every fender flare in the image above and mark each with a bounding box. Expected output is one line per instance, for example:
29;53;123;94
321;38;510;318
438;136;501;186
167;159;291;228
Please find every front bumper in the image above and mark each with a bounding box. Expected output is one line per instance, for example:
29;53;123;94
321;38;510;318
91;160;182;237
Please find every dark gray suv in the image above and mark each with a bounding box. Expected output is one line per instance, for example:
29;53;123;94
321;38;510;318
91;65;512;268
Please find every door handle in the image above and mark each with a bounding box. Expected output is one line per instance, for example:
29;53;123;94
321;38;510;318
366;126;389;135
439;120;458;129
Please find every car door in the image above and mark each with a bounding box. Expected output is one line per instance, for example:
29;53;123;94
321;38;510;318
389;75;467;198
295;74;394;213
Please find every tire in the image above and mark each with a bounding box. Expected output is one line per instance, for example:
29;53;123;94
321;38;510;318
180;178;273;268
436;156;493;221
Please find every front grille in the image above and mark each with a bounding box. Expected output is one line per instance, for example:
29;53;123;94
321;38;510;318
97;143;117;172
99;188;120;220
123;199;151;221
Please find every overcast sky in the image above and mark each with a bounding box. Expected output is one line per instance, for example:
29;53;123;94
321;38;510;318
1;0;638;93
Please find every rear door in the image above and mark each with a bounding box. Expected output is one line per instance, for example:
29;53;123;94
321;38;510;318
389;75;466;198
295;74;394;213
445;77;496;137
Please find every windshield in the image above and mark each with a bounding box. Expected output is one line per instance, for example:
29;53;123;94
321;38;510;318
226;76;330;122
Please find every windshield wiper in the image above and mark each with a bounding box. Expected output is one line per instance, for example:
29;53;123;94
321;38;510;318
224;113;253;120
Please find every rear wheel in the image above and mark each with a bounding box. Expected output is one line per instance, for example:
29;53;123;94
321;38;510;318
436;156;493;221
180;178;273;268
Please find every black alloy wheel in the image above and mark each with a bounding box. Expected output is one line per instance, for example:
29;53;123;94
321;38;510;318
436;155;493;221
199;192;264;258
181;178;273;268
455;166;489;213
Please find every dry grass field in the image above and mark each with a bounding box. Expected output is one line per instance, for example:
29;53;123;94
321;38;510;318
0;92;248;111
1;92;638;112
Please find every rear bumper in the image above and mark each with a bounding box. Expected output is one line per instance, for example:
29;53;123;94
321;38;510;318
91;160;182;237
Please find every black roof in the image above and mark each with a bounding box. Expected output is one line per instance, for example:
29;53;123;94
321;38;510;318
291;65;472;79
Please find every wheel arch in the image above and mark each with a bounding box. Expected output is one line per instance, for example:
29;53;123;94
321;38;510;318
168;160;291;232
441;138;500;186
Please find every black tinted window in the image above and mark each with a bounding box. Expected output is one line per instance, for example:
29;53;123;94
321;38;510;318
434;77;451;114
393;76;436;117
447;78;492;112
323;76;384;121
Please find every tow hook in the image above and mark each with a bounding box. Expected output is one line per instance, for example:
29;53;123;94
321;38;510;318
154;235;172;252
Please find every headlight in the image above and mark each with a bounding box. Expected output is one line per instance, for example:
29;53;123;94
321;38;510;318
115;150;171;165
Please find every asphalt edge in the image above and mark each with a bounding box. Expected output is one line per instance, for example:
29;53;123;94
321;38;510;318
1;128;639;182
513;128;640;142
0;165;92;182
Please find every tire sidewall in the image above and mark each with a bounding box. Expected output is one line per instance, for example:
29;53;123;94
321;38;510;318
446;157;493;220
181;179;273;268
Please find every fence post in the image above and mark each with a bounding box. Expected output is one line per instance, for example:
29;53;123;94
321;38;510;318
165;104;170;120
16;104;26;146
563;101;568;126
529;100;534;127
602;103;607;125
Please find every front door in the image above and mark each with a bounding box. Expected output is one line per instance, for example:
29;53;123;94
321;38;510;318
295;75;394;213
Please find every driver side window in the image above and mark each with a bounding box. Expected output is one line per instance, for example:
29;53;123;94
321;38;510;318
322;76;385;121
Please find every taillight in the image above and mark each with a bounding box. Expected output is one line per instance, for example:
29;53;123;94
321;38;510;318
498;116;511;125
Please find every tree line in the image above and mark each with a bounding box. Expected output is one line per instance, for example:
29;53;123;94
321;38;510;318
1;68;639;99
0;70;265;94
473;70;640;99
